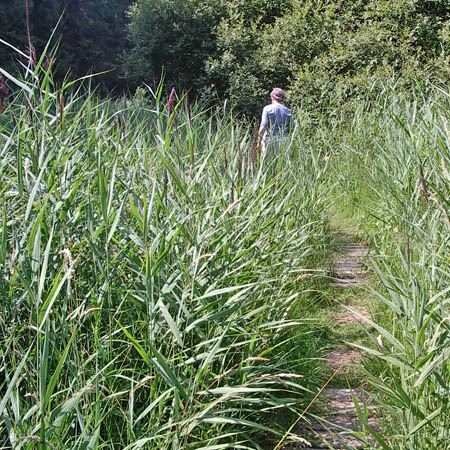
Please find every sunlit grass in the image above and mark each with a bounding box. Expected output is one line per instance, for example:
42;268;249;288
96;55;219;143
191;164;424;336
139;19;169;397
327;85;450;449
1;40;448;449
0;58;331;449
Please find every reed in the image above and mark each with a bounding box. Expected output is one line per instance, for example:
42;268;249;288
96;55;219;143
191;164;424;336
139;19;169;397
327;85;450;449
0;48;331;449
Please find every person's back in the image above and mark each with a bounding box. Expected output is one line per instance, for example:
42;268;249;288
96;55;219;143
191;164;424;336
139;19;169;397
260;103;292;139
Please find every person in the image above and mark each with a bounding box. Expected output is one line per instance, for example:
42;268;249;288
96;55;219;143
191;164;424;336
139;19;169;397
257;87;292;163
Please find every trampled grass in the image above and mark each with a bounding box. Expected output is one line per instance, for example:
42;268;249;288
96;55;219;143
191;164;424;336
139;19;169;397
326;85;450;449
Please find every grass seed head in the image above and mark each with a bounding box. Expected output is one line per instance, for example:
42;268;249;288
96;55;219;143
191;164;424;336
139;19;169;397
223;148;228;169
0;73;9;97
218;198;242;221
167;86;176;113
59;93;65;128
377;334;383;348
243;154;248;182
163;169;168;201
59;248;74;279
185;88;191;120
250;132;259;168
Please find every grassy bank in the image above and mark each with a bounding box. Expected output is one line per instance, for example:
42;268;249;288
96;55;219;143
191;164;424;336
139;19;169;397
1;55;449;449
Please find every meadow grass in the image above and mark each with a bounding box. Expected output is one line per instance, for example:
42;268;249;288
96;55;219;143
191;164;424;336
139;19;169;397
0;62;331;449
1;45;449;449
326;85;450;449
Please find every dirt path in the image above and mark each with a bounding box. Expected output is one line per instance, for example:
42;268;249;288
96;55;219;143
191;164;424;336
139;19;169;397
292;240;377;449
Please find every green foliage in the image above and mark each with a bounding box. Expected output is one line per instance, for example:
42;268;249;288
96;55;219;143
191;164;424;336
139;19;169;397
0;0;133;92
2;0;448;110
0;54;331;448
324;86;450;449
205;0;449;115
124;0;222;93
204;0;294;114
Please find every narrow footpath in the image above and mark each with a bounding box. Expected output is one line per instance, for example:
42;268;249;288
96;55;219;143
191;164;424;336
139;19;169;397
294;236;378;449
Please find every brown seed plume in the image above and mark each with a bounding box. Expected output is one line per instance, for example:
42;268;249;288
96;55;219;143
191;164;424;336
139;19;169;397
59;93;65;128
163;170;168;202
185;89;191;120
237;150;242;181
189;142;195;184
167;87;176;113
243;154;248;183
250;132;259;169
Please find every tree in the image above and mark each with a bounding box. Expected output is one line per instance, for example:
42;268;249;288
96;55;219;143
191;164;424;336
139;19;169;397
0;0;134;92
125;0;223;93
2;0;447;105
206;0;449;114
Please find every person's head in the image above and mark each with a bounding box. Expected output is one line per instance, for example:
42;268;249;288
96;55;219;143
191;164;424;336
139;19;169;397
270;87;286;104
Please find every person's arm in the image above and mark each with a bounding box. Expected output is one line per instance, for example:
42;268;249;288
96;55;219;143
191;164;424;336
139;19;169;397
257;124;267;147
257;107;269;147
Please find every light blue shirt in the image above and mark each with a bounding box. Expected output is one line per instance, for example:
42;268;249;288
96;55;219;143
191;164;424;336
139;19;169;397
260;103;292;139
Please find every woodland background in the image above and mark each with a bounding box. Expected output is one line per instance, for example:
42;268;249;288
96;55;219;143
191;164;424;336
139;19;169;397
1;0;449;115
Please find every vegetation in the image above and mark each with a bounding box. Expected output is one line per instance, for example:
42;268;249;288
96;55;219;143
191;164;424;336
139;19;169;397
126;0;450;114
0;0;133;92
124;0;221;93
1;1;448;112
0;53;331;448
325;85;450;449
1;1;449;448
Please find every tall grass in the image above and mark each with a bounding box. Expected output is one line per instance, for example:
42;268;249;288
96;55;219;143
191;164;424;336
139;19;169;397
327;84;450;449
0;57;331;448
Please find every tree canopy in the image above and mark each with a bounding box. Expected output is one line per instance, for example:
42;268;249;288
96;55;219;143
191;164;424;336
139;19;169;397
1;0;448;112
125;0;449;114
0;0;133;92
